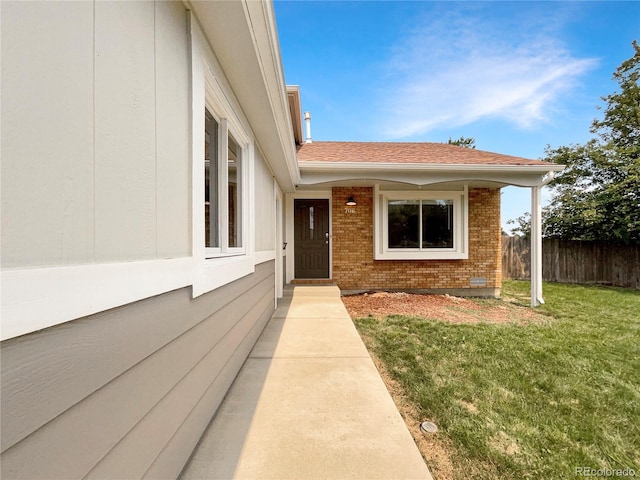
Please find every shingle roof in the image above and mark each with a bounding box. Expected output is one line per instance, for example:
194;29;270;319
297;141;551;166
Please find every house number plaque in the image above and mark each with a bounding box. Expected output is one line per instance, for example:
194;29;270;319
344;207;356;214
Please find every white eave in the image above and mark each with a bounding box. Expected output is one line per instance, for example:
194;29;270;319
188;0;300;191
298;161;565;188
287;85;304;146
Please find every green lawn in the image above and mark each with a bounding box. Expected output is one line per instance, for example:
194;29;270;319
353;281;640;479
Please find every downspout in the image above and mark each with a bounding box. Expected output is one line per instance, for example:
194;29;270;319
530;171;556;307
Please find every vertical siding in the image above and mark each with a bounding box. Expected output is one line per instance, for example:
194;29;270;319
1;262;276;479
1;0;191;268
0;1;95;267
94;1;156;261
155;1;191;257
254;149;275;252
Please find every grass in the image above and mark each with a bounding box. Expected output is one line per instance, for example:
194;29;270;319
353;281;640;479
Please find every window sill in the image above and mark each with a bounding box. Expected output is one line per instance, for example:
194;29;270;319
374;251;468;261
204;250;246;260
192;254;255;298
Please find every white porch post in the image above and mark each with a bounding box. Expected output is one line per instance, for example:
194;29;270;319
530;186;544;307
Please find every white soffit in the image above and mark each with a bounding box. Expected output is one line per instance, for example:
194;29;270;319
189;0;299;191
287;85;303;145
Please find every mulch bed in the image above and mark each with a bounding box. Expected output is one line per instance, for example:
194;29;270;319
341;291;547;324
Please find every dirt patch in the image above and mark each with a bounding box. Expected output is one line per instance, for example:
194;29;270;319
342;291;547;324
457;400;479;414
489;431;520;456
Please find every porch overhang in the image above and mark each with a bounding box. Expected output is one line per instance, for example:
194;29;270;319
296;160;565;308
297;161;564;189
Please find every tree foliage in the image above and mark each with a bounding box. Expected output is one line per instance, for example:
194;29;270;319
507;212;531;238
543;41;640;244
447;136;476;149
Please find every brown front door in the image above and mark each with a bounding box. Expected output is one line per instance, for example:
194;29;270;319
294;199;330;278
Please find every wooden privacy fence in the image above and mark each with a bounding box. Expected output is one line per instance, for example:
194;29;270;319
502;236;640;290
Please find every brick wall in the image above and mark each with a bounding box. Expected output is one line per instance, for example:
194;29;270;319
331;186;502;295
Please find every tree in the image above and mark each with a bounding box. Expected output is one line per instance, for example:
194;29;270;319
507;212;531;238
447;136;476;149
543;41;640;244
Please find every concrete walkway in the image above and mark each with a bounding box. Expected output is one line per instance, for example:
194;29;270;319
180;286;433;480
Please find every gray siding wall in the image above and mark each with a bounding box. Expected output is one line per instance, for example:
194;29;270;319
1;0;191;268
1;261;276;479
254;148;276;252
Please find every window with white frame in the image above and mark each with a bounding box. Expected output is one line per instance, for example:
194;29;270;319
190;21;256;298
205;109;219;248
204;107;244;257
375;188;468;260
227;133;242;248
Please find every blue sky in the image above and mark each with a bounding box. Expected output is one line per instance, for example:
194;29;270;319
273;0;639;231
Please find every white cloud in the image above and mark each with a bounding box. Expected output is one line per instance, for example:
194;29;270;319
378;5;598;138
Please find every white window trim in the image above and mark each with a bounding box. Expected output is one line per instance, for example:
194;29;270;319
374;185;468;260
190;15;256;298
203;114;250;259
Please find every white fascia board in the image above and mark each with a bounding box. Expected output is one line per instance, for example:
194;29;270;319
299;161;565;173
287;85;303;145
299;162;564;188
243;0;300;188
299;172;549;188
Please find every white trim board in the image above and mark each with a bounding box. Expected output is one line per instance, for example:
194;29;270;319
1;258;193;341
255;250;276;264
